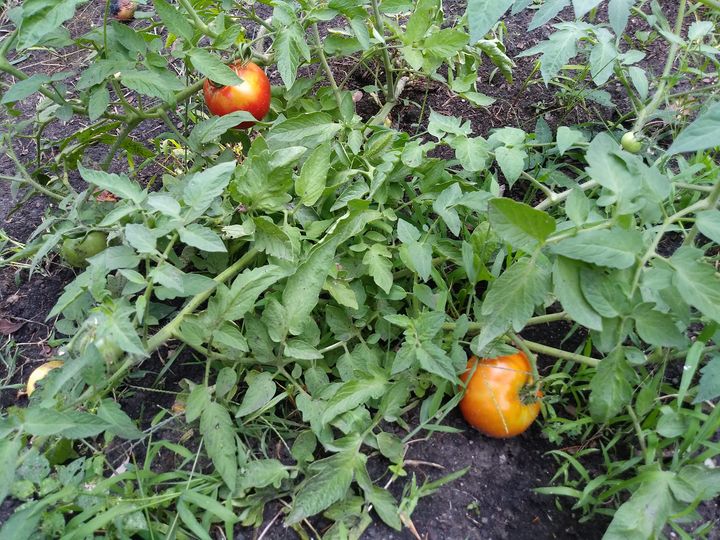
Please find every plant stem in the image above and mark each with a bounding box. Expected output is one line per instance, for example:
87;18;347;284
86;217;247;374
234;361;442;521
370;0;395;101
508;330;541;385
176;0;217;38
512;337;600;367
0;174;64;202
442;311;570;334
311;23;344;111
631;0;688;133
682;178;720;247
535;179;599;211
73;248;258;406
101;119;140;171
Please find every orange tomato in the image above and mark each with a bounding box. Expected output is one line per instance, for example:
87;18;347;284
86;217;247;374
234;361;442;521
203;61;271;129
459;353;541;438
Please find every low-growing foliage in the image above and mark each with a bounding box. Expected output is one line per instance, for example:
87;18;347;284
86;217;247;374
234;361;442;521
1;0;720;538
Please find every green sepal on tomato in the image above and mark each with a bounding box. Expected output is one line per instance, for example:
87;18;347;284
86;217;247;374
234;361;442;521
203;61;271;129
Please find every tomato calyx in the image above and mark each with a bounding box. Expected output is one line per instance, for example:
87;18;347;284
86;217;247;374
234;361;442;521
519;382;543;405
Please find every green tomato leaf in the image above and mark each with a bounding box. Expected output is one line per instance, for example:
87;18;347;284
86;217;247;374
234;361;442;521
489;198;556;252
200;402;237;491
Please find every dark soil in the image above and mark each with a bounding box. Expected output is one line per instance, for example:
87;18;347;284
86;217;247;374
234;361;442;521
0;1;709;539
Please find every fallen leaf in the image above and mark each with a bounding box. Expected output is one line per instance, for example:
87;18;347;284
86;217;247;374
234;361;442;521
0;318;25;335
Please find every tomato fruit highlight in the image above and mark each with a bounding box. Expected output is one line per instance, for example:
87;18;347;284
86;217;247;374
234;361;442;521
203;61;271;128
459;353;541;438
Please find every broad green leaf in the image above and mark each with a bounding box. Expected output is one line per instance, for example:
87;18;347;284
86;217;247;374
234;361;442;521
589;29;617;85
284;339;323;360
572;0;602;18
296;142;331;206
154;0;194;41
22;409;110;439
609;0;634;35
404;0;438;43
97;400;143;440
556;126;584;156
286;451;356;525
363;244;393;293
478;255;552;347
200;402;237;491
668;102;720;155
489;198;556;251
433;183;463;236
267;112;341;149
424;28;468;58
188;112;257;149
466;0;515;43
518;24;587;83
585;133;641;212
78;165;145;204
603;471;674;540
177;499;212;540
529;0;568;31
211;265;286;322
187;49;242;86
452;136;489;172
355;463;402;530
417;341;458;383
0;438;21;505
671;247;720;323
589;348;634;422
125;223;157;254
494;146;526;186
696;210;720;244
695;355;720;403
186;385;211;423
236;372;277;418
14;0;84;50
1;72;67;104
321;376;387;423
633;304;687;348
551;227;643;269
121;69;184;102
183;161;236;221
179;224;226;252
237;459;290;491
553;257;602;330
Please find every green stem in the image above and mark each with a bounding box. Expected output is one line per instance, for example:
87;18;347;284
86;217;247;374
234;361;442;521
73;248;258;406
508;330;541;385
0;174;64;201
682;179;720;247
626;405;649;463
534;179;599;211
370;0;395;101
101;119;140;171
176;0;217;38
631;0;688;133
512;337;600;367
311;23;344;111
442;311;570;334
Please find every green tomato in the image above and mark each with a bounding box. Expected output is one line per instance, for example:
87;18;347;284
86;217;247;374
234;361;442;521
621;131;642;153
61;231;108;267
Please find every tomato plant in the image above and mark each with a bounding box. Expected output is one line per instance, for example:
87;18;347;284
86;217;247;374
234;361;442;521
1;0;719;538
459;353;541;438
25;361;64;396
203;61;271;128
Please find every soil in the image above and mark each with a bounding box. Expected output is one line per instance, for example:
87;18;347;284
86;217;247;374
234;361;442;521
0;1;712;539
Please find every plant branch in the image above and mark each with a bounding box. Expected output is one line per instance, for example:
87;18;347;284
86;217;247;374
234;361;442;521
535;179;599;211
631;0;688;133
311;23;344;110
176;0;217;38
510;337;600;367
371;0;395;101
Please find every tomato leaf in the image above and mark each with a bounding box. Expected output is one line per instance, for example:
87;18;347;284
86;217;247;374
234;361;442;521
200;402;237;491
589;348;635;423
489;198;556;251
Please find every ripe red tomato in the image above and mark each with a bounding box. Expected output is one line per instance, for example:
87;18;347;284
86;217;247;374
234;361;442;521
459;353;541;438
203;61;271;128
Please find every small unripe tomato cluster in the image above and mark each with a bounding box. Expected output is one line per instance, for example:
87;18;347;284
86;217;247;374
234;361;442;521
459;352;542;438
